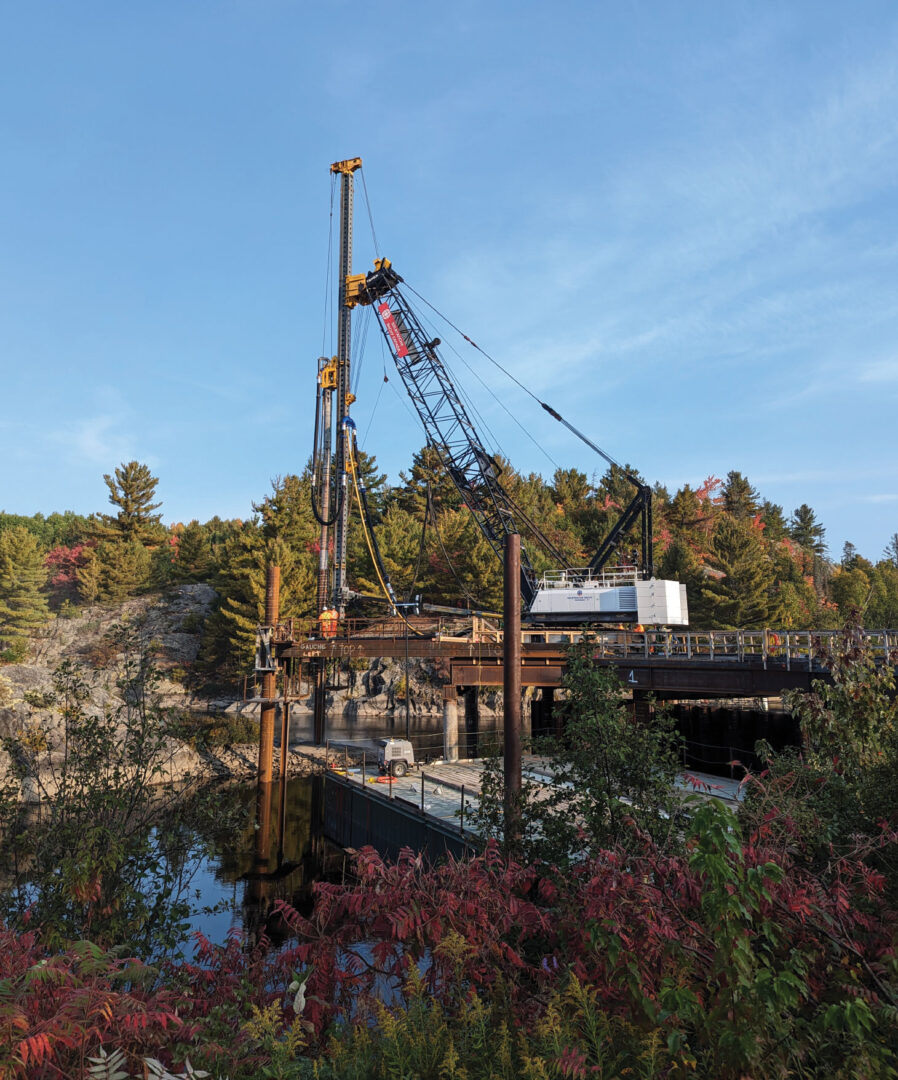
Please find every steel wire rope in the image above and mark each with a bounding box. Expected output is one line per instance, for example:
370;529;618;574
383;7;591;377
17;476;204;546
426;484;481;609
364;333;429;475
359;168;381;259
359;369;387;451
399;295;570;565
405;483;429;603
405;298;505;460
347;435;424;635
408;293;561;471
403;282;628;476
350;305;371;397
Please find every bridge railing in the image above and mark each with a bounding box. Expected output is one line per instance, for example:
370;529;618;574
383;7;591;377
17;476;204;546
516;628;898;669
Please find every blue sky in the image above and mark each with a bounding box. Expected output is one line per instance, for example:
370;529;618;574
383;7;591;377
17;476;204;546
1;1;896;561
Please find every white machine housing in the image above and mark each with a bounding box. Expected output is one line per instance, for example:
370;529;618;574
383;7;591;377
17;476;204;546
527;567;689;626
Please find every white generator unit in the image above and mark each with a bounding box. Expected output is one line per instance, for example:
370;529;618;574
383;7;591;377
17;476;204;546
377;738;415;777
527;568;689;626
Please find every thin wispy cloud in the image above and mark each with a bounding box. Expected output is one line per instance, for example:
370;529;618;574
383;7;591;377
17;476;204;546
858;358;898;383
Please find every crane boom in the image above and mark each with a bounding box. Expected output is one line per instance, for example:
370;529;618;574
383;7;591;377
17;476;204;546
350;260;539;606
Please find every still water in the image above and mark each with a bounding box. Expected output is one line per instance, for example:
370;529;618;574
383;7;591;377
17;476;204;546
180;775;328;948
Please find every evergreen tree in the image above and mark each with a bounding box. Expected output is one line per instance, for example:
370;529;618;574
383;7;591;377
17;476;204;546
352;449;389;524
667;484;712;543
701;516;771;629
759;500;788;541
883;533;898;569
0;526;50;645
216;537;310;671
722;470;760;521
94;462;165;545
421;508;502;609
789;504;826;555
354;503;423;601
395;444;461;516
253;474;317;599
550;467;591;516
657;539;708;625
76;546;102;604
170;520;214;582
841;541;858;568
579;463;645;559
79;540;153;602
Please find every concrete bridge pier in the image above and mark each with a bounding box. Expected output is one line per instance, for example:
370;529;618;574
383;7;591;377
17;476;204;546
443;686;459;762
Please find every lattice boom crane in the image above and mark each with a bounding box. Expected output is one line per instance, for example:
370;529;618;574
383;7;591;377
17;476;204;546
347;258;688;626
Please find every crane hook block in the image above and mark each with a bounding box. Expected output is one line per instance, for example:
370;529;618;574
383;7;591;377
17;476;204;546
330;157;362;175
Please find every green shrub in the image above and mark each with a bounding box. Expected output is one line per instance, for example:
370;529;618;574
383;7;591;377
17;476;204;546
169;710;259;749
181;611;205;634
0;637;29;663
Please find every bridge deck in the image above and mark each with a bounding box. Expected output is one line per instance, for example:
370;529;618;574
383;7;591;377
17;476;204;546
326;754;745;851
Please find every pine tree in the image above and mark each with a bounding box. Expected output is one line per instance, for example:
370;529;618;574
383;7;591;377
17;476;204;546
353;503;423;601
0;526;50;645
701;516;771;629
883;533;898;569
421;508;502;609
94;461;164;545
171;520;213;582
841;541;859;569
96;540;153;601
76;546;102;604
395;444;461;517
789;504;826;555
722;470;760;521
759;500;788;541
657;539;708;625
217;537;309;670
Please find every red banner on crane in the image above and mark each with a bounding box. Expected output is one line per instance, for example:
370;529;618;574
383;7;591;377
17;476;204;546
377;303;409;358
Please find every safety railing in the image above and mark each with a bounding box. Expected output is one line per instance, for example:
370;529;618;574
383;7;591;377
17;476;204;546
537;565;639;590
268;614;467;644
262;618;898;671
490;628;898;670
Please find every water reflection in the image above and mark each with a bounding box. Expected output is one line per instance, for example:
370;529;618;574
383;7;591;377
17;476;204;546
184;775;329;947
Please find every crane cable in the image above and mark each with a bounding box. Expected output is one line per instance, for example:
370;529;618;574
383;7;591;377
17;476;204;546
410;293;560;470
426;484;481;609
403;282;639;483
406;484;429;603
346;432;424;636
